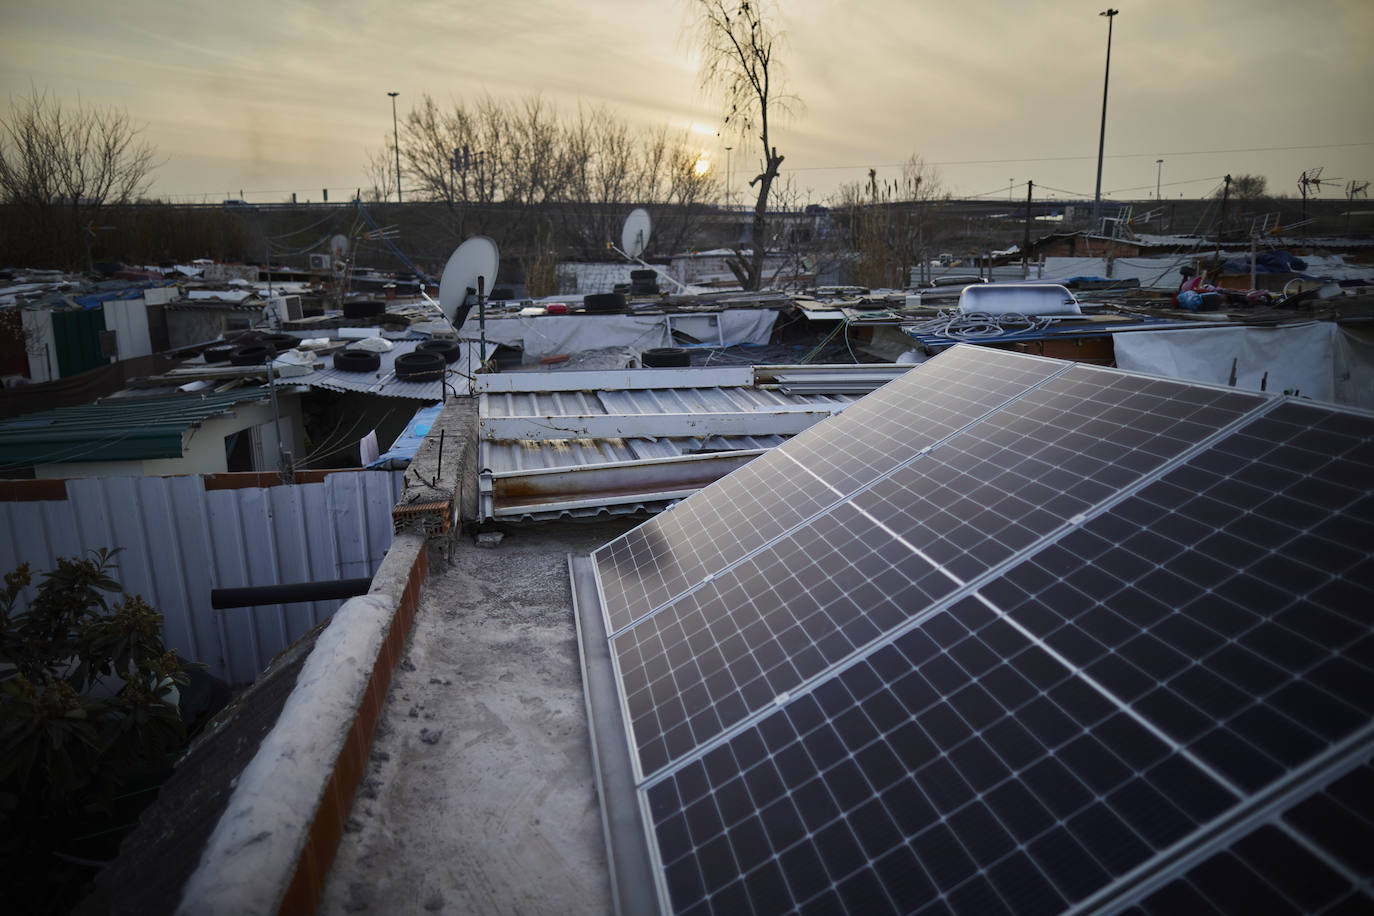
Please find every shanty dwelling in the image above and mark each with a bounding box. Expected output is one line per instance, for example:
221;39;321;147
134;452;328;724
69;344;1373;915
0;387;306;479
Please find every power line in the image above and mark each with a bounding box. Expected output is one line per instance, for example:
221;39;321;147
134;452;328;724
785;140;1374;173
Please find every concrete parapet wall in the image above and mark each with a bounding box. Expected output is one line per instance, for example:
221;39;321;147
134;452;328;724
174;397;477;914
175;532;430;916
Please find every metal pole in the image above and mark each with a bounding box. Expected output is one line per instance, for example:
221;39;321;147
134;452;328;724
1155;158;1163;201
1022;181;1034;279
266;357;287;475
725;146;732;208
1215;174;1232;263
388;91;402;204
1091;9;1118;226
478;275;487;369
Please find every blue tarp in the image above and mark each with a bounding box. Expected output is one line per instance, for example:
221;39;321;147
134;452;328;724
368;401;443;468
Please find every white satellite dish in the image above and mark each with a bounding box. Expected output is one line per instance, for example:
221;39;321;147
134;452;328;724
438;235;500;324
621;208;651;258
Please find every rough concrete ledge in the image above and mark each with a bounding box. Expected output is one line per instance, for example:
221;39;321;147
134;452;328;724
174;397;476;915
175;531;430;916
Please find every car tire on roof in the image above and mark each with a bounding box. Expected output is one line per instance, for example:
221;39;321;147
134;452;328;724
229;344;275;366
202;345;235;364
393;350;447;381
583;292;626;313
416;339;462;364
642;346;690;368
259;333;299;352
333;349;381;373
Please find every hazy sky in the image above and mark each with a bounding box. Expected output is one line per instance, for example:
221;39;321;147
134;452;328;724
3;0;1371;207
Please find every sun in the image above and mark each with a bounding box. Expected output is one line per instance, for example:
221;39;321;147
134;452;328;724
693;156;711;176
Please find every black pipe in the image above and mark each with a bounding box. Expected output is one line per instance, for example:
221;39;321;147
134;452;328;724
211;577;373;609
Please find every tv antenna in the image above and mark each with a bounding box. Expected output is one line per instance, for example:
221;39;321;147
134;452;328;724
1347;180;1370;200
1298;167;1344;198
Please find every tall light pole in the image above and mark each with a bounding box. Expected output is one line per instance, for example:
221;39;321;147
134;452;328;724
725;146;733;208
1156;158;1163;200
1091;8;1118;226
387;91;402;203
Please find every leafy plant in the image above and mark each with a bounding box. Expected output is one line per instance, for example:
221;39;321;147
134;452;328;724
0;549;190;913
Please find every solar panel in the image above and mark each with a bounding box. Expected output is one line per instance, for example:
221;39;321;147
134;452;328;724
1123;758;1374;915
613;365;1267;780
572;345;1374;916
593;347;1068;634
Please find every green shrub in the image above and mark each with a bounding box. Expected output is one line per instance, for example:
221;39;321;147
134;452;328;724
0;549;190;913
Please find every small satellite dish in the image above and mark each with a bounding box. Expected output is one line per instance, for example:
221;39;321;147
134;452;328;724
621;208;651;258
329;234;349;263
438;235;500;324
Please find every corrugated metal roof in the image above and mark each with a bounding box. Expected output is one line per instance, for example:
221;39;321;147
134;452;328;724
478;379;858;519
482;384;850;422
482;433;789;473
276;339;489;400
0;387;273;466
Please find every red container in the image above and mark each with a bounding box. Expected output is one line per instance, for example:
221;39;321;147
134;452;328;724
545;302;568;314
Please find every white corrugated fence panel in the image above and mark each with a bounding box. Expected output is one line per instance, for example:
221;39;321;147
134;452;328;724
0;471;403;685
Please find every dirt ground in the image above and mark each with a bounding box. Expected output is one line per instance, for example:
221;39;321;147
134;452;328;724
319;517;641;915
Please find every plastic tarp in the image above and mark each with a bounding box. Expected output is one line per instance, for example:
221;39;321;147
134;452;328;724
473;310;777;360
370;401;442;468
1112;323;1374;409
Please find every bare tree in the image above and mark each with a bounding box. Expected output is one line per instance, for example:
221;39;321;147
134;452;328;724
560;104;644;252
1229;173;1268;200
690;0;796;290
834;155;949;289
0;89;159;269
363;141;397;204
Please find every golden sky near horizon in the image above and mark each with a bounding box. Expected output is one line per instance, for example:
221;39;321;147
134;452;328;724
2;0;1372;206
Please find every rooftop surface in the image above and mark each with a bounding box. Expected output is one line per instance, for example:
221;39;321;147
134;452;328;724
318;518;639;914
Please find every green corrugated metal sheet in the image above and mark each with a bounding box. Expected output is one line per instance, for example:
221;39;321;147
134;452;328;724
52;307;107;378
0;388;272;468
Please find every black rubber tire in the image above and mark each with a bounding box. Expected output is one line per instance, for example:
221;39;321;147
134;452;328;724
333;349;381;373
417;339;462;364
202;345;235;363
229;344;274;366
394;350;447;381
583;292;626;313
342;299;384;319
260;332;299;352
642;346;691;368
630;269;658;282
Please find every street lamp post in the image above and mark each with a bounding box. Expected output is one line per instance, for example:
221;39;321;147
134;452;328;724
1091;8;1118;226
725;146;733;208
1156;158;1163;200
387;91;402;204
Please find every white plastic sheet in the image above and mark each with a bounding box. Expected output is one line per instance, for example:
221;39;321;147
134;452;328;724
474;310;778;361
1112;323;1374;409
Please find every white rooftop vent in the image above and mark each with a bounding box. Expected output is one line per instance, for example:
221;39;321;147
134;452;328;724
957;283;1081;316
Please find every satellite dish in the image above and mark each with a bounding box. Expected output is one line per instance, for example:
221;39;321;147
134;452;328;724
438;235;500;324
329;234;349;263
621;208;651;258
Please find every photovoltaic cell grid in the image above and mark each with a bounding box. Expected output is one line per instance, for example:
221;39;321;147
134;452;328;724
850;367;1265;585
981;400;1374;793
645;596;1241;916
1124;760;1374;915
634;393;1374;914
593;347;1067;635
613;364;1266;780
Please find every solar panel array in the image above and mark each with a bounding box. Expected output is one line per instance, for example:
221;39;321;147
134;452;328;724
583;345;1374;915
